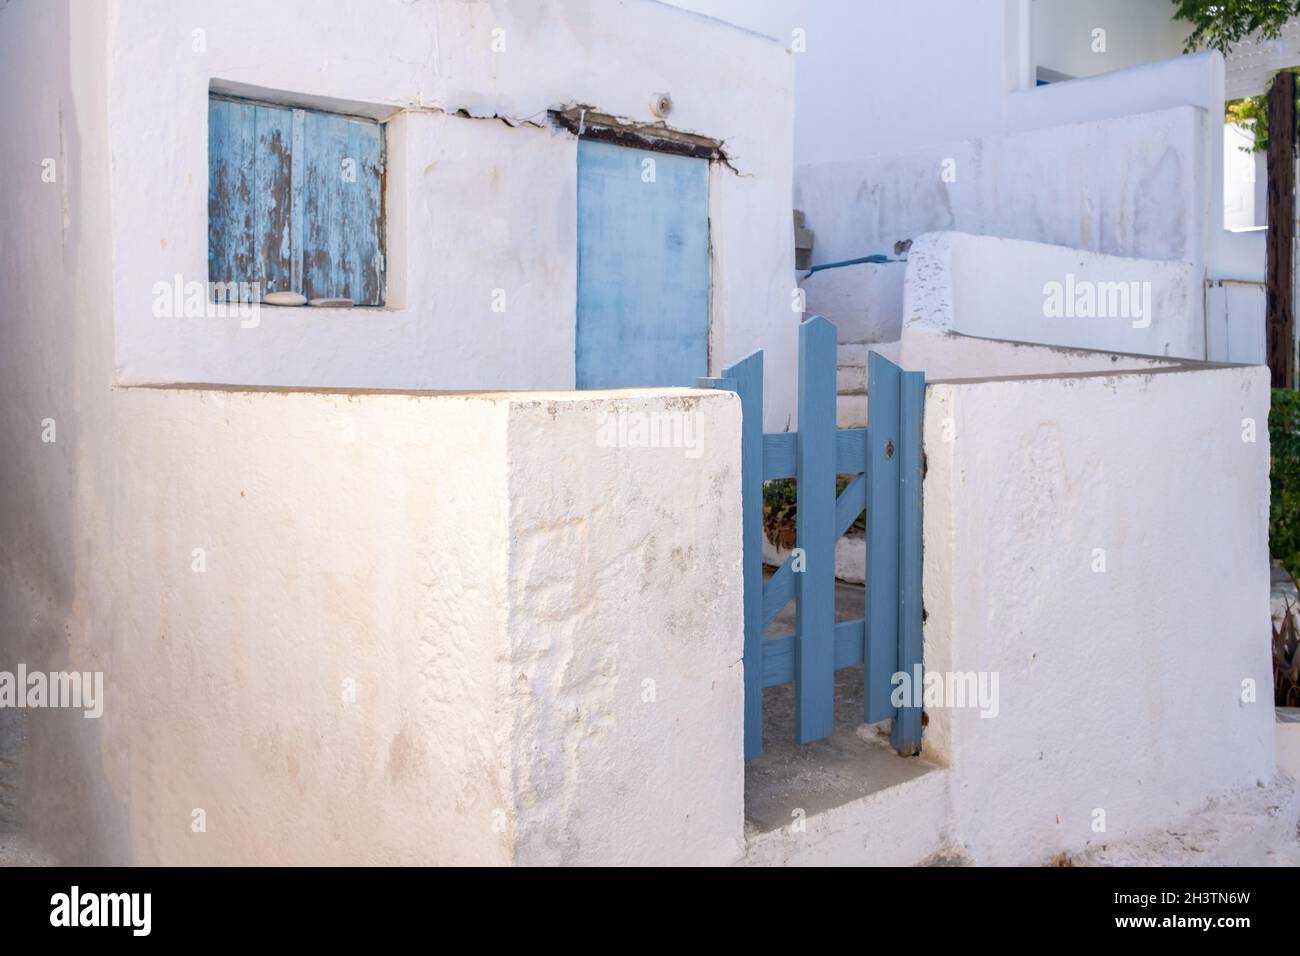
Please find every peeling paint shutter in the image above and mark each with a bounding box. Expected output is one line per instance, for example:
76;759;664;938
208;96;385;305
208;98;295;296
302;111;385;305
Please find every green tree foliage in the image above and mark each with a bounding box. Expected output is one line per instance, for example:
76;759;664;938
1224;93;1269;152
1172;1;1300;151
1272;389;1300;579
1174;0;1300;54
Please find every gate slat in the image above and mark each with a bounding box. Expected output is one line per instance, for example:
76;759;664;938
865;351;901;723
762;559;795;631
763;433;796;479
704;322;923;761
795;317;837;744
891;369;926;754
718;352;765;760
763;618;866;687
834;472;866;538
764;429;867;479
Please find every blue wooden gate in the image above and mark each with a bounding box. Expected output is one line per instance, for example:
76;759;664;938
575;138;710;389
698;316;925;760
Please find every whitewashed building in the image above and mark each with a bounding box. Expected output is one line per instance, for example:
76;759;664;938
76;0;799;424
1;0;1293;867
672;0;1269;393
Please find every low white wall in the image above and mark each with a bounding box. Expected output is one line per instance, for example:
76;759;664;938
501;390;744;865
104;0;798;428
29;384;744;865
922;363;1275;865
898;232;1199;379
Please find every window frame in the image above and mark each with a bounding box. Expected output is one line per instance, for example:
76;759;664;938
207;93;387;306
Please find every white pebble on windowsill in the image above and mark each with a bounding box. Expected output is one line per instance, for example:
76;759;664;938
263;291;307;306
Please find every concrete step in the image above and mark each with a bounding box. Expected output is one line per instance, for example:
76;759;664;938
837;339;902;371
836;341;903;428
836;363;865;395
837;393;866;428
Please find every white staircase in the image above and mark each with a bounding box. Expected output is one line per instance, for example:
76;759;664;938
836;340;900;428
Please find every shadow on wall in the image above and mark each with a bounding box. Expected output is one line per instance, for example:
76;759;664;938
0;0;130;864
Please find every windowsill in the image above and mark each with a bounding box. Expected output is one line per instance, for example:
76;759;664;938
210;304;401;315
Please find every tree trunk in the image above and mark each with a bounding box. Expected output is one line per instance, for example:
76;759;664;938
1267;70;1296;389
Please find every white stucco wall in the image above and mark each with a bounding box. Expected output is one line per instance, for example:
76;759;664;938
922;364;1275;865
899;231;1201;377
502;391;743;865
1031;0;1190;82
2;0;1279;869
1223;124;1265;231
2;0;749;866
0;0;126;862
796;106;1207;274
666;1;1198;165
105;0;797;428
31;383;745;865
800;261;905;346
1008;52;1225;267
665;0;1016;165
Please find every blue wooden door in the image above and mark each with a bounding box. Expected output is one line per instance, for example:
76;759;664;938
576;139;710;388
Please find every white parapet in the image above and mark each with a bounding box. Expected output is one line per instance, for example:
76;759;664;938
105;384;744;865
921;362;1276;865
901;231;1198;380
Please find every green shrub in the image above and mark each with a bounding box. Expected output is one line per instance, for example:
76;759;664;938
1271;388;1300;580
761;476;865;552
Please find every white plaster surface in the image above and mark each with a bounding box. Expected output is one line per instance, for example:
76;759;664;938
1006;53;1225;283
792;51;1262;364
103;0;798;429
801;261;905;346
0;0;750;861
1030;0;1190;83
893;233;1187;382
743;757;954;866
669;2;1205;169
921;364;1276;865
1;0;1282;869
904;232;1202;361
501;390;745;865
26;384;743;865
795;106;1208;274
665;0;1016;165
0;0;129;864
1078;775;1300;867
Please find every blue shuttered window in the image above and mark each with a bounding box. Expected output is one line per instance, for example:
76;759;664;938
208;95;385;306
